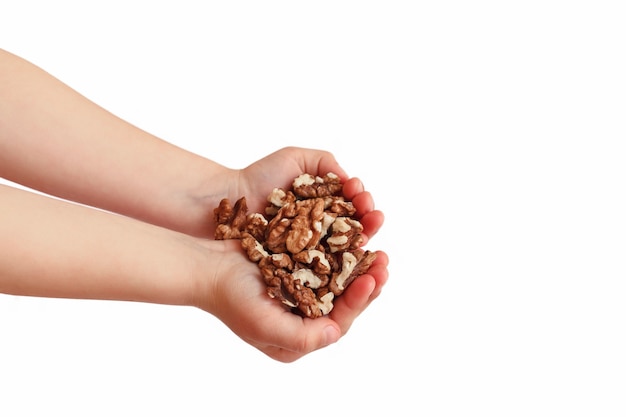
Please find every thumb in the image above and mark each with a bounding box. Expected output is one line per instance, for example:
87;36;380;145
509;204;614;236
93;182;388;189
257;317;341;363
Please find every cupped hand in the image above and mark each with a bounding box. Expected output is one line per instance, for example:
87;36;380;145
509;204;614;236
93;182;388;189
239;146;384;243
199;240;389;363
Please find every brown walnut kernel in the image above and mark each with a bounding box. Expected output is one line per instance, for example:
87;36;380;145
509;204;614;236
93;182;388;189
213;172;377;319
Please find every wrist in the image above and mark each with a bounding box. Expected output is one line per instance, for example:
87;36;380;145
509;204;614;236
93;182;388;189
187;238;239;314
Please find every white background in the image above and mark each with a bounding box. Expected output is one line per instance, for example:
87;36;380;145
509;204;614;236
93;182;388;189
1;1;625;416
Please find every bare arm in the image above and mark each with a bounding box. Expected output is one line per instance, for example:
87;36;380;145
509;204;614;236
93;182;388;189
0;48;226;237
0;183;201;305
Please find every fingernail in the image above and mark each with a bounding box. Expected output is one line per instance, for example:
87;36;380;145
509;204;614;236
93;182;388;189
324;326;340;346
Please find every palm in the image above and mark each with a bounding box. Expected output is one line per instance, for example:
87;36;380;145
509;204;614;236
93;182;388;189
206;242;336;362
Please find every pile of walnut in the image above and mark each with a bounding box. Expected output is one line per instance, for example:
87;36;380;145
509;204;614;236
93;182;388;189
213;172;377;319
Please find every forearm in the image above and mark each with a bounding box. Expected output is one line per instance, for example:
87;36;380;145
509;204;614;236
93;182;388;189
0;48;227;237
0;184;204;306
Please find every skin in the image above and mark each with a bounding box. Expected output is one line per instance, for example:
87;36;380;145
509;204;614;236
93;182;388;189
0;48;388;363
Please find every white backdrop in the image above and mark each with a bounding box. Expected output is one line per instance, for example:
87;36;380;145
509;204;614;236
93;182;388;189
1;1;625;416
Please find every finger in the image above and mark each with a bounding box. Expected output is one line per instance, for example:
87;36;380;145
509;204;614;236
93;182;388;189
342;177;365;200
318;156;348;181
343;180;385;239
359;209;385;243
365;251;390;301
328;250;389;333
288;147;348;181
352;190;375;217
329;274;376;335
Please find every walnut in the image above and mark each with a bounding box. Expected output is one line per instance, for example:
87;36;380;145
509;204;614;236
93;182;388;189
285;198;325;254
213;172;377;318
293;248;331;276
267;188;296;209
244;213;268;242
329;249;377;296
292;269;325;290
326;217;364;253
266;216;291;253
214;197;250;240
265;197;325;254
292;285;323;318
241;233;269;262
293;173;343;198
317;291;335;315
326;197;357;217
276;268;323;318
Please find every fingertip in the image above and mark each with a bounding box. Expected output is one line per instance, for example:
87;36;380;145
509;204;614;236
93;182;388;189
359;209;385;239
372;249;389;267
352;191;375;217
343;274;376;310
342;177;364;200
369;264;389;294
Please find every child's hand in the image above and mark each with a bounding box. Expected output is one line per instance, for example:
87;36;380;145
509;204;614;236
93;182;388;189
236;146;384;245
195;240;389;363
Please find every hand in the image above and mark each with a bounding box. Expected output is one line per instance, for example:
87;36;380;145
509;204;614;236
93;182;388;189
198;240;389;363
238;146;384;245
